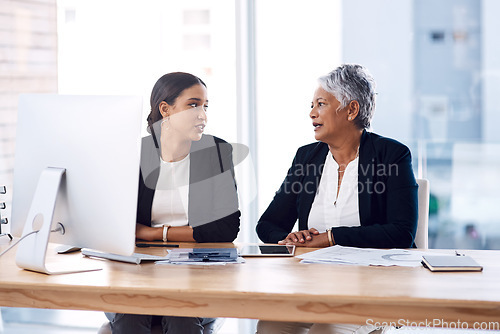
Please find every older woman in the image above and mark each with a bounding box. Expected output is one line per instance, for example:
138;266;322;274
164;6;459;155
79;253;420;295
256;64;418;334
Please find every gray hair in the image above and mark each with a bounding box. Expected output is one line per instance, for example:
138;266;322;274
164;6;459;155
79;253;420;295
318;64;376;129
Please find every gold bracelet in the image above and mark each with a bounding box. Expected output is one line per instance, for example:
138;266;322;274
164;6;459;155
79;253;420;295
326;228;333;246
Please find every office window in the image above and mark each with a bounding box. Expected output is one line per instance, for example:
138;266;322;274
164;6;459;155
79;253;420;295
254;0;500;250
430;31;446;42
57;0;237;137
183;9;210;25
183;34;211;51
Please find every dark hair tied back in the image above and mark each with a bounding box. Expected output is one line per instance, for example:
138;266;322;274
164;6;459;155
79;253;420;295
147;72;206;132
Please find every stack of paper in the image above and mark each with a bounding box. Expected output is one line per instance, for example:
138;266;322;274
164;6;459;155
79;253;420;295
297;245;436;267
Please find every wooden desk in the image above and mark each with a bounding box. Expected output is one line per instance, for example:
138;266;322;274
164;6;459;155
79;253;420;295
1;239;500;327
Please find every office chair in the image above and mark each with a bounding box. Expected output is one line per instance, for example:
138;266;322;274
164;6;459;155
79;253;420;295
97;317;224;334
415;179;430;249
98;321;162;334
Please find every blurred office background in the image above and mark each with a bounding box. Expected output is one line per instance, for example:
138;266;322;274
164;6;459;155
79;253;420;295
1;0;500;333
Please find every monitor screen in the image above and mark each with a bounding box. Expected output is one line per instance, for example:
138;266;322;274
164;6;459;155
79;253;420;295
11;94;143;268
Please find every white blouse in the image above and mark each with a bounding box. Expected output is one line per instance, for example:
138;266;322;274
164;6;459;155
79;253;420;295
308;152;361;232
151;154;190;228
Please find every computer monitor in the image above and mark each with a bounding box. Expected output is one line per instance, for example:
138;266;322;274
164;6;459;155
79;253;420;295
11;94;143;274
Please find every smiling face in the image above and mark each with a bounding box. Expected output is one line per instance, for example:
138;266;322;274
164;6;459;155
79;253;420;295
309;86;351;145
160;84;208;142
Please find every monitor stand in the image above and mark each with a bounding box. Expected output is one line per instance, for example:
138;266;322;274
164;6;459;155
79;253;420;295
15;167;102;275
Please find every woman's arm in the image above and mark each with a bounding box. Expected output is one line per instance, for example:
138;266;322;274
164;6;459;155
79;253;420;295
191;140;241;242
135;224;160;241
332;144;418;248
256;148;307;243
136;157;198;242
135;224;196;242
193;211;241;242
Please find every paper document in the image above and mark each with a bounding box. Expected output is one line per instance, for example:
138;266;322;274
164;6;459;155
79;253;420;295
297;245;439;267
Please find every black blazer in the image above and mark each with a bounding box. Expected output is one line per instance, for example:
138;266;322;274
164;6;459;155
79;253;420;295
137;134;240;242
256;130;418;248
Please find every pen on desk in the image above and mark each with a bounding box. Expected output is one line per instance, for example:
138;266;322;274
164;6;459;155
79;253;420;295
136;243;179;248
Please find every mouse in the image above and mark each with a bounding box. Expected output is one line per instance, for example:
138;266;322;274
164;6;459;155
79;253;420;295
55;244;82;254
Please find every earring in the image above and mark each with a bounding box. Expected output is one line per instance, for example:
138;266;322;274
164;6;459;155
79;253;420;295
160;106;168;118
161;116;170;130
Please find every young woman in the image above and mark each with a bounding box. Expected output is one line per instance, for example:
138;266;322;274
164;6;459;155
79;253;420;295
108;72;240;334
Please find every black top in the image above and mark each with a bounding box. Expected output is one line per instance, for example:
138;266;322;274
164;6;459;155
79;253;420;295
137;134;240;242
256;130;418;248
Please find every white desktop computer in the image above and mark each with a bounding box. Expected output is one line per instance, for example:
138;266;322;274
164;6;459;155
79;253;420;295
11;94;143;274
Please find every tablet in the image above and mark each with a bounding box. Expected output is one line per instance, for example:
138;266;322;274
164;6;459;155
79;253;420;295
239;245;295;257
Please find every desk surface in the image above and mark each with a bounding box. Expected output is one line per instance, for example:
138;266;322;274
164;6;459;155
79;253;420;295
1;239;500;326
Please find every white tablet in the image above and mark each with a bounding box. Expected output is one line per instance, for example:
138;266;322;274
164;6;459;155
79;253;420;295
239;245;295;257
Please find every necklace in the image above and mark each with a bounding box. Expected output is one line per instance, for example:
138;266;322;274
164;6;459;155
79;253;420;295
335;146;359;173
334;145;360;206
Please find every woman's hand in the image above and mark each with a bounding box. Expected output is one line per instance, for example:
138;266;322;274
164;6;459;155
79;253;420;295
278;228;320;245
278;228;330;248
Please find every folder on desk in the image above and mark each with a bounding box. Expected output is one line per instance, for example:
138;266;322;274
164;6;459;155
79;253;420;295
421;255;483;272
169;248;238;263
82;249;169;264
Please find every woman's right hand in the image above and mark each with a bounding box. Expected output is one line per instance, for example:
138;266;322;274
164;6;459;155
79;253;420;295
278;228;320;245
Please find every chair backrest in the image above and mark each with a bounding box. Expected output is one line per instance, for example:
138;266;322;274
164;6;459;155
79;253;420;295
415;178;430;249
98;317;225;334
